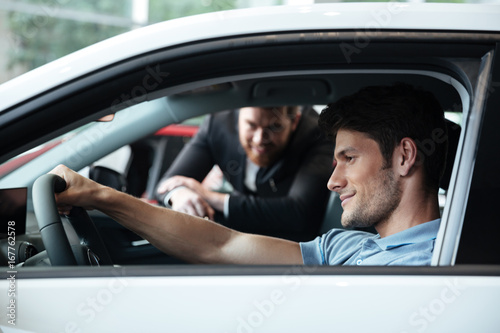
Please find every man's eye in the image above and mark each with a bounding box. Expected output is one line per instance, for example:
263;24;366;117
268;123;284;132
346;156;354;162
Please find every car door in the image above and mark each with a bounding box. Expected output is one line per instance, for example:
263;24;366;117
1;5;500;333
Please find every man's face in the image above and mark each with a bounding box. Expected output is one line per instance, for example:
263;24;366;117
328;129;401;229
238;107;299;167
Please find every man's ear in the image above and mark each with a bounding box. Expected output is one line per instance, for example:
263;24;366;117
291;112;301;131
396;137;418;177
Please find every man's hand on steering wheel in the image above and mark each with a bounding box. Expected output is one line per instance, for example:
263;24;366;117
33;166;113;266
49;164;107;215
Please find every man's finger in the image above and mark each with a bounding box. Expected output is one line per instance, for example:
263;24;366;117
157;177;189;194
193;200;208;217
185;204;202;217
206;205;215;220
157;179;178;194
156;180;168;194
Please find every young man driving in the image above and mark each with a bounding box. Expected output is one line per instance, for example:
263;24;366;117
51;83;447;266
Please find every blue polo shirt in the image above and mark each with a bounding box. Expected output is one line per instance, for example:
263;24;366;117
300;219;440;266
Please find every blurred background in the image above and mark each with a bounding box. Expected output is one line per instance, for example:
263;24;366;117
0;0;498;84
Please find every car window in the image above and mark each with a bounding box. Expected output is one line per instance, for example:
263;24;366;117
0;128;86;179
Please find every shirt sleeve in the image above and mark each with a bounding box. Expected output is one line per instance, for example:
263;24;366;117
163;186;187;207
300;236;325;265
223;194;230;218
300;229;375;265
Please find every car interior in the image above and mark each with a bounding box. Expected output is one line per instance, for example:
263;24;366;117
0;31;492;268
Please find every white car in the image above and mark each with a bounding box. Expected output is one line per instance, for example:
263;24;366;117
1;3;500;332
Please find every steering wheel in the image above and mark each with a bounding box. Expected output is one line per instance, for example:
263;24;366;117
32;174;113;266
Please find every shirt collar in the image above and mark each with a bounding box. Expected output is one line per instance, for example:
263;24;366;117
373;219;441;251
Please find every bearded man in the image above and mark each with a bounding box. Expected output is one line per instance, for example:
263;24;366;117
155;106;334;241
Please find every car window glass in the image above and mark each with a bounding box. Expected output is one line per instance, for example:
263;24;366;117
0;125;92;179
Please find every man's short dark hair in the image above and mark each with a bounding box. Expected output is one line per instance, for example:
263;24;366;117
262;106;300;118
319;83;448;191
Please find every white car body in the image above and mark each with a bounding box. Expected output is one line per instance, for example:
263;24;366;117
1;3;500;332
1;3;499;111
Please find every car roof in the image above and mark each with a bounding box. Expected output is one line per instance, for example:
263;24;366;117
0;3;499;112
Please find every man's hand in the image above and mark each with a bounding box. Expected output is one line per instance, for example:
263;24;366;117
169;187;215;220
157;175;227;214
49;164;107;215
157;175;206;195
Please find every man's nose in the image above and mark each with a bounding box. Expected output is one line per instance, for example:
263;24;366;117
327;164;345;193
252;128;268;145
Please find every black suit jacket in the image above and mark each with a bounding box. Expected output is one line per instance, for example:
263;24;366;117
157;108;334;241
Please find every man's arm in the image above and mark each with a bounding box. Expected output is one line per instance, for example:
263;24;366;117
155;115;219;217
50;165;303;265
156;115;217;203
